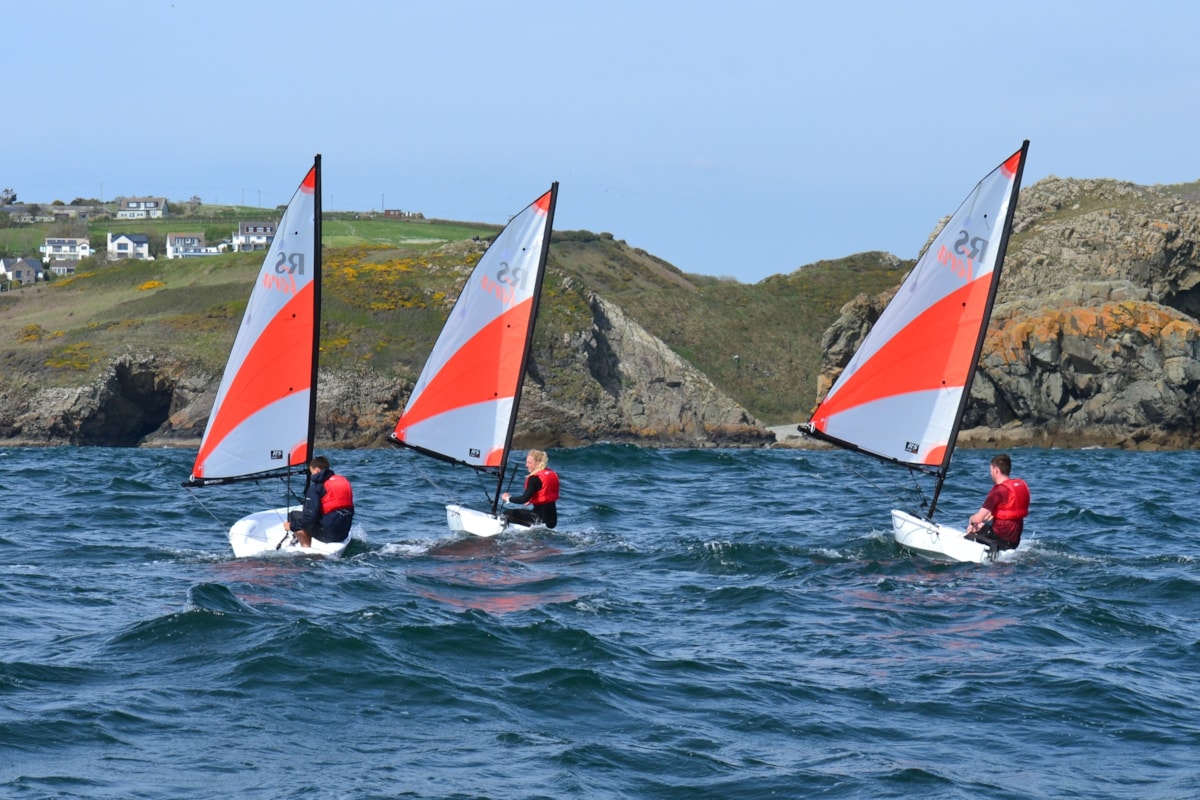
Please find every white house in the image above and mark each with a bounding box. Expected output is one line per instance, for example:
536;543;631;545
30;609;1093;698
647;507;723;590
115;196;168;219
0;257;42;285
231;221;275;252
106;232;152;260
166;232;214;258
40;236;93;263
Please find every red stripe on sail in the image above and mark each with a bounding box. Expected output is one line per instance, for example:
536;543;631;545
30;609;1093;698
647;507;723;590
812;276;992;429
393;298;534;441
534;190;552;214
920;444;947;466
1001;151;1022;179
193;284;315;476
301;166;316;194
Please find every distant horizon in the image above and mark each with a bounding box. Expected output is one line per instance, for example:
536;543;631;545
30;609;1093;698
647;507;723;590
11;162;1200;217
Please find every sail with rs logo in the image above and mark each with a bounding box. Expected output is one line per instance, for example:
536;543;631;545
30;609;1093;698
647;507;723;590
801;142;1029;563
390;184;559;537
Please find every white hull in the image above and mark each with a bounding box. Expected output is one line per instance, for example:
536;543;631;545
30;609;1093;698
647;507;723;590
446;504;542;538
228;506;351;559
891;509;993;564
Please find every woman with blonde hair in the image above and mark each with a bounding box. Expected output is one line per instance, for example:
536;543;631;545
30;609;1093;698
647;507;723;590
501;449;560;528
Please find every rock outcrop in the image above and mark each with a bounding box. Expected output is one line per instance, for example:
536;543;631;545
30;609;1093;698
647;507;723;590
0;291;770;449
3;174;1197;451
537;294;768;446
811;176;1200;450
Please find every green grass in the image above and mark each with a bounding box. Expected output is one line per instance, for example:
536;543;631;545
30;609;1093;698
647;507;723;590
546;236;909;422
0;209;498;261
0;225;51;258
0;221;910;422
322;218;499;250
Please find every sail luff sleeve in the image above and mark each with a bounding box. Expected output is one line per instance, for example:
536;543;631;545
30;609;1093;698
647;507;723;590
306;153;323;469
493;182;558;514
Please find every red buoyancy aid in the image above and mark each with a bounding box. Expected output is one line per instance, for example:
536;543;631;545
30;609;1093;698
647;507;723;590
320;473;355;514
993;478;1030;521
528;469;560;505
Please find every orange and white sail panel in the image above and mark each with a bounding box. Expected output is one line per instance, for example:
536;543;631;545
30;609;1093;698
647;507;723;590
809;146;1025;470
392;188;554;468
189;163;319;482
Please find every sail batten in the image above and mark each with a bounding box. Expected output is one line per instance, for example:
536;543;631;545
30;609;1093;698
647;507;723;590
806;142;1029;519
185;157;322;486
392;183;559;510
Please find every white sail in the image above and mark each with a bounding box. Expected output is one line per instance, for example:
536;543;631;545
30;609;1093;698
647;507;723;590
392;186;556;469
805;143;1030;562
188;161;320;484
391;184;559;536
809;145;1027;473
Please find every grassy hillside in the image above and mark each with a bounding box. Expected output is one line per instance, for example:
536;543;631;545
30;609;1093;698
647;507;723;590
0;219;908;425
549;233;909;421
0;206;498;260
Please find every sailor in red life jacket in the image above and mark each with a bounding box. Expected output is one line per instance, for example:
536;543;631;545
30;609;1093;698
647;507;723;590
283;455;355;547
966;453;1030;553
500;449;559;528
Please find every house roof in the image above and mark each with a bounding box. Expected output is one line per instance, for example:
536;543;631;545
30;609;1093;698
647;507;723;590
116;196;167;206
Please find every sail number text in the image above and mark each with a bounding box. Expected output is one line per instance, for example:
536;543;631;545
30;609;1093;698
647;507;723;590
482;260;529;308
262;251;305;295
937;230;989;282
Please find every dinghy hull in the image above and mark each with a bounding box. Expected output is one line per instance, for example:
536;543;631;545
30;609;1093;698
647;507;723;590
891;509;992;564
228;506;351;559
446;504;541;538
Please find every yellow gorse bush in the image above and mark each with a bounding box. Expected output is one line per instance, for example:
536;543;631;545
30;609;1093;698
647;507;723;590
324;246;483;313
46;341;98;371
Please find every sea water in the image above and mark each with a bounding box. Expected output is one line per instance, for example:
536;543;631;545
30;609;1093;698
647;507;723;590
1;445;1197;799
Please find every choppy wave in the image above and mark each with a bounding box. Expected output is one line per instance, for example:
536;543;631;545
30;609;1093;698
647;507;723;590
1;445;1199;798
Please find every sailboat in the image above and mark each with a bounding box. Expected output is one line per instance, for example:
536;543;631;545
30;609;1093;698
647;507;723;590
389;183;558;537
182;155;348;558
801;141;1029;563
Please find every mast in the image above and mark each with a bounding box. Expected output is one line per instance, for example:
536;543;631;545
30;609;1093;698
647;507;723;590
490;182;558;515
305;154;323;470
298;153;323;500
927;140;1029;519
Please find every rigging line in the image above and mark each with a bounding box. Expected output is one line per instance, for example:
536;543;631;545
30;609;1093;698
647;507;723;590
840;456;922;510
904;466;932;514
261;474;304;509
183;475;301;533
405;452;462;506
182;485;228;528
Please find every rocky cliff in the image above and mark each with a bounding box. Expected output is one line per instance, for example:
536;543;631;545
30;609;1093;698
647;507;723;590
0;292;770;450
811;176;1200;450
3;174;1198;451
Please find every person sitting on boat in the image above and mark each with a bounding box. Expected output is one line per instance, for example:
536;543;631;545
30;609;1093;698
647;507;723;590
965;454;1030;553
283;456;355;547
500;449;559;529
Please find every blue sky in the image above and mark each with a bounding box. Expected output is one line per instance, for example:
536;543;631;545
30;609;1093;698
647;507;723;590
8;0;1198;283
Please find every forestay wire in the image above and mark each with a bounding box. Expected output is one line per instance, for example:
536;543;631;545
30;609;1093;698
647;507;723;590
840;456;932;515
405;453;473;507
402;452;524;511
182;474;307;530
